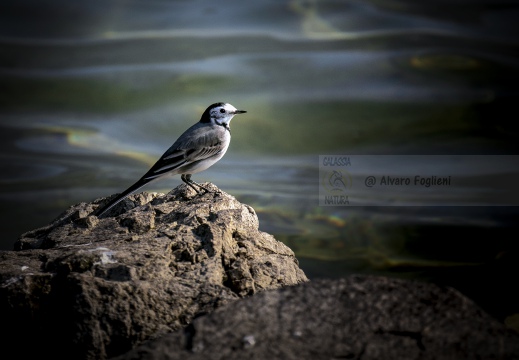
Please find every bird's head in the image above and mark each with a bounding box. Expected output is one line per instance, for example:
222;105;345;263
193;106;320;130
200;102;246;126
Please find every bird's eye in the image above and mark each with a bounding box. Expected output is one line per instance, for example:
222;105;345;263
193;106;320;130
220;109;226;114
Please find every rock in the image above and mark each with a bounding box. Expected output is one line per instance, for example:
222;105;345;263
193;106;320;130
0;183;308;360
117;276;519;360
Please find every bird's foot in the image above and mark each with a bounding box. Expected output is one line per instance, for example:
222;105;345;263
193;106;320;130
193;182;210;195
185;181;210;195
181;174;213;196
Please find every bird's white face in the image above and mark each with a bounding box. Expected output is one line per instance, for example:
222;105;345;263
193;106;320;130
209;103;246;125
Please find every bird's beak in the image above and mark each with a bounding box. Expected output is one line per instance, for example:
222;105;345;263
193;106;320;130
233;110;247;114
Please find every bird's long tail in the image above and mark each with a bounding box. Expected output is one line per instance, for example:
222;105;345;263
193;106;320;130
93;178;152;218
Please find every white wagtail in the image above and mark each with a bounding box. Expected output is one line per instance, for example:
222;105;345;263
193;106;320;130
94;102;246;217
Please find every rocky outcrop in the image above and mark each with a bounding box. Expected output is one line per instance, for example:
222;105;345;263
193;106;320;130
118;276;519;360
0;184;308;359
3;183;517;360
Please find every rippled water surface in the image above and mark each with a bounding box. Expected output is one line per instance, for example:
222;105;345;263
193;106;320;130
1;0;519;321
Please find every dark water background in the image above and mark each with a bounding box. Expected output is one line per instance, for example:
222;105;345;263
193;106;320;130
1;0;519;325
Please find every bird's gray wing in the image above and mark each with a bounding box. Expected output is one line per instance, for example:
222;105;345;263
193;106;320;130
94;125;226;217
142;125;226;180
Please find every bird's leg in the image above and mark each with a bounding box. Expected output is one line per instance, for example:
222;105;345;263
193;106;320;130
181;174;200;193
181;174;210;194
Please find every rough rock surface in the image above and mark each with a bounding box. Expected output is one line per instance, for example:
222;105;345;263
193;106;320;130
0;184;308;359
118;276;519;360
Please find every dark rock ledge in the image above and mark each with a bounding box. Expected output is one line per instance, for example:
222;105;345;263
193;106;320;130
1;184;518;360
118;276;519;360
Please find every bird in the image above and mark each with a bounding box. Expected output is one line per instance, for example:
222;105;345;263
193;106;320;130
93;102;246;217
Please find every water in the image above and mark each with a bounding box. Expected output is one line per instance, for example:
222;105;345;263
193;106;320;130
1;0;519;322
